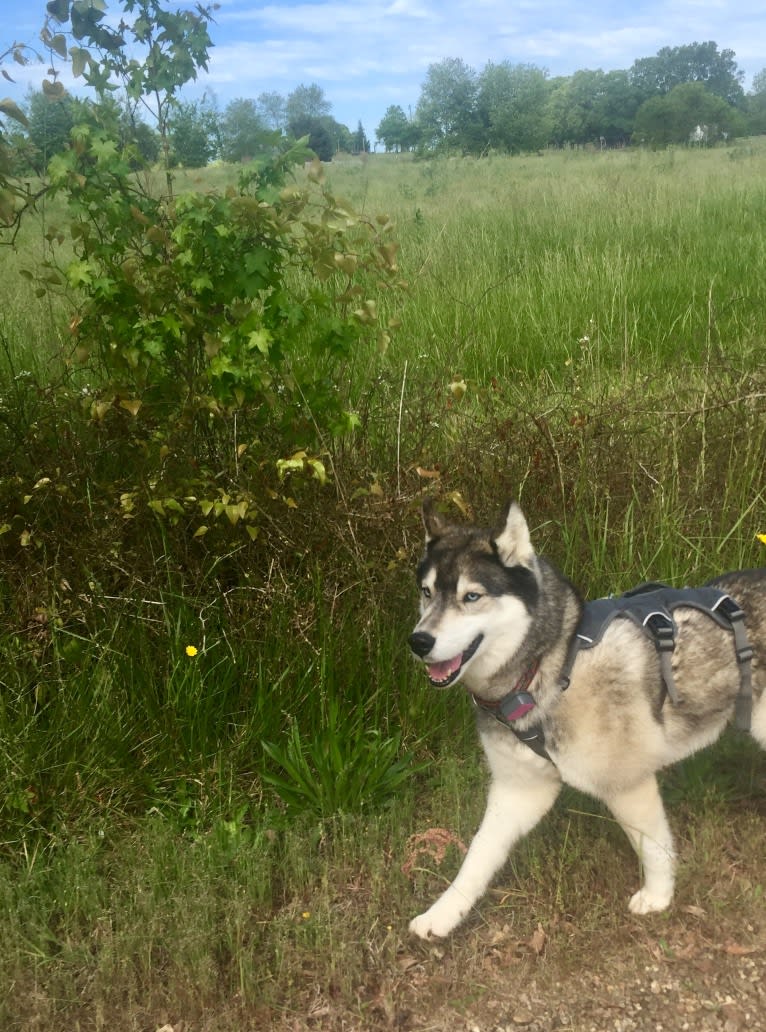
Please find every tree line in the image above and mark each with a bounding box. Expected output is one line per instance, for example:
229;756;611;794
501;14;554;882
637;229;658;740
377;43;766;153
9;80;371;173
5;30;766;180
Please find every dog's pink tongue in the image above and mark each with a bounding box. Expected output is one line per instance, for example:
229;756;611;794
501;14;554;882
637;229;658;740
427;654;462;683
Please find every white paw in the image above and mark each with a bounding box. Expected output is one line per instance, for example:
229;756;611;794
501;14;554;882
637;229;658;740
628;887;673;915
409;904;464;940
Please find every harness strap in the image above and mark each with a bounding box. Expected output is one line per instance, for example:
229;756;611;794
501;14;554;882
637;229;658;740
509;722;551;761
644;611;680;706
714;596;754;731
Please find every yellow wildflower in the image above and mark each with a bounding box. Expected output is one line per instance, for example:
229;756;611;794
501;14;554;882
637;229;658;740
757;534;766;545
185;645;199;657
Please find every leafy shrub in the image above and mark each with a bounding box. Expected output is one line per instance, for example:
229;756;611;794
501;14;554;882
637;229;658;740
37;137;402;538
9;1;403;545
45;132;400;424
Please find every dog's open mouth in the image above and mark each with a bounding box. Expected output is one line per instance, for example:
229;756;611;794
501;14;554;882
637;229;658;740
426;635;483;687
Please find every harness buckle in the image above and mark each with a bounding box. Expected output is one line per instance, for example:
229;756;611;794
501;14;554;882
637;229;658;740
716;595;746;622
645;612;675;650
735;643;755;664
716;595;754;665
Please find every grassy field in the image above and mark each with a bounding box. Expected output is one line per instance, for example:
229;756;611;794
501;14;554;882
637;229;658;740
0;141;765;1030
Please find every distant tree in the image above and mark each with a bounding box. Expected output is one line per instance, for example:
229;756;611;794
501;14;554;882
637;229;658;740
353;120;369;153
286;83;332;135
335;120;355;152
631;95;674;146
257;90;287;131
285;85;346;158
169;96;219;166
221;98;270;162
131;116;161;164
477;61;551;152
375;105;421;151
630;42;745;107
746;68;766;134
546;70;600;145
547;68;642;146
25;89;80;170
3;126;37;178
288;114;348;160
633;82;745;145
376;105;409;151
594;70;642;144
401;118;422;152
416;57;481;152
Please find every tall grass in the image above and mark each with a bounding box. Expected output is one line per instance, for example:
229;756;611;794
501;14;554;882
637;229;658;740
0;141;765;1027
327;145;766;381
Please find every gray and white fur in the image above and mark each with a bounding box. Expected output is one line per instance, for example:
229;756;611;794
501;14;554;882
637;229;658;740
408;500;766;939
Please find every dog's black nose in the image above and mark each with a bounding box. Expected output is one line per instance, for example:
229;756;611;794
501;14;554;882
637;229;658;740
409;631;435;658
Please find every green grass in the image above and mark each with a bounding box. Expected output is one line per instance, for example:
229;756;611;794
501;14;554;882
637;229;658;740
0;141;765;1028
324;145;766;379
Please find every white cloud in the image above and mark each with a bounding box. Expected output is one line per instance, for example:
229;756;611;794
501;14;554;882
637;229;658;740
384;0;435;17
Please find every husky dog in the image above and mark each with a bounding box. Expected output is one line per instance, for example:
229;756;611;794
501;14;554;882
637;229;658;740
408;500;766;939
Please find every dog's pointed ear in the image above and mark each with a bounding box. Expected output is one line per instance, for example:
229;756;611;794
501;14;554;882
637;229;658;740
492;502;535;566
422;497;449;542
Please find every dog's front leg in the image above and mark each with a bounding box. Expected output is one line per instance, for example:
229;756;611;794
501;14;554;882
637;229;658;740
605;775;676;914
409;767;561;939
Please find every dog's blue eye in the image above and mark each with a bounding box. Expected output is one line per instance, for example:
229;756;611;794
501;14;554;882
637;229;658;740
464;592;481;603
421;586;432;599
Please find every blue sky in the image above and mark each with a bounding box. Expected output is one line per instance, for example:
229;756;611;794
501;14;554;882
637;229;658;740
4;0;765;139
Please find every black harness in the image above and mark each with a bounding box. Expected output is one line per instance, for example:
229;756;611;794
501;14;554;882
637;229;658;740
474;583;754;763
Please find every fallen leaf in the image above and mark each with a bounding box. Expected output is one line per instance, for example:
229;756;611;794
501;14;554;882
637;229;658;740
723;942;759;956
528;923;547;956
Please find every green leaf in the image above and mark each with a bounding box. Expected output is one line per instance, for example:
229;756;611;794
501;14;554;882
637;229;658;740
66;259;94;288
246;329;271;355
90;136;119;164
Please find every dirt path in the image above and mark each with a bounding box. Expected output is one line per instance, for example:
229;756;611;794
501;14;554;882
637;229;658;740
271;909;765;1032
262;858;766;1032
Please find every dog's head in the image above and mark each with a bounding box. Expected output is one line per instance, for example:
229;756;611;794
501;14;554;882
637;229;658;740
409;500;540;689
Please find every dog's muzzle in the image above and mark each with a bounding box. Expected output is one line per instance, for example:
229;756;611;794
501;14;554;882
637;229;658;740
409;632;484;687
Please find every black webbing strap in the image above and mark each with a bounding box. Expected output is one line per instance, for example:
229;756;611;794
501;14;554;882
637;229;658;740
713;595;754;731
